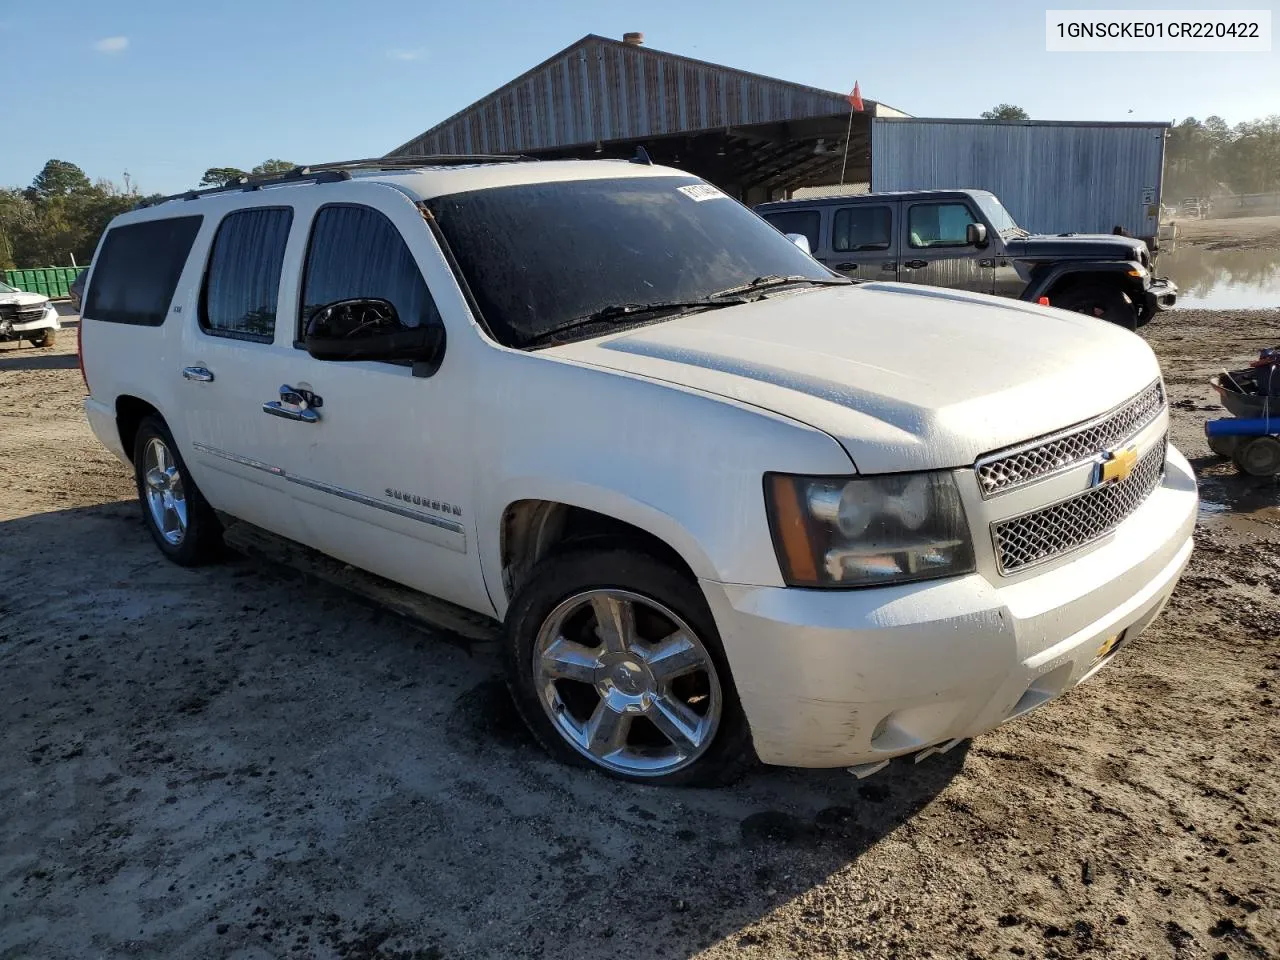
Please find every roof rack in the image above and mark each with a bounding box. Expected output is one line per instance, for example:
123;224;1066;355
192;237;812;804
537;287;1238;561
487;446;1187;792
136;154;534;209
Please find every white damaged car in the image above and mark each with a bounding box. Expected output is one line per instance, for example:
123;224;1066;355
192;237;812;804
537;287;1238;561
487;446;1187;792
79;158;1198;785
0;279;60;348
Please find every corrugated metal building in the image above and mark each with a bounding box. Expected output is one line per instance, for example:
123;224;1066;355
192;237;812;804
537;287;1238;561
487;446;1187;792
871;118;1169;242
389;33;908;202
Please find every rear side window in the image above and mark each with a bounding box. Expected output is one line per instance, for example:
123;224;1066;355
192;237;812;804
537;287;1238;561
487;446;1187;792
200;208;292;342
299;204;440;337
84;216;202;325
761;210;821;251
833;205;893;252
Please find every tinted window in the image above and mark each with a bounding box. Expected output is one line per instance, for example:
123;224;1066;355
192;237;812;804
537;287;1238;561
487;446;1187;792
833;205;893;252
761;210;821;251
300;205;440;337
201;208;292;342
908;203;979;248
84;216;202;325
427;177;835;349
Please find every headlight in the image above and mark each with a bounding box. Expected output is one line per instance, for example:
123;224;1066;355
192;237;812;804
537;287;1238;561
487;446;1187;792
765;472;976;588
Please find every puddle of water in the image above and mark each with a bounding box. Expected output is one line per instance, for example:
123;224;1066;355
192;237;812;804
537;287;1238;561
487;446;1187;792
1157;241;1280;310
1196;468;1280;526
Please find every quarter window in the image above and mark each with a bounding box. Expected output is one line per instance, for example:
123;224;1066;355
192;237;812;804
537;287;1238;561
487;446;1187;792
200;208;292;342
761;210;821;252
300;205;440;339
83;216;203;326
833;205;893;252
908;203;980;248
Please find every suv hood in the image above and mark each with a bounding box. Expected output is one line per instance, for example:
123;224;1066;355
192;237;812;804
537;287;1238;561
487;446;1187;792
0;290;50;308
546;283;1161;473
1006;234;1147;263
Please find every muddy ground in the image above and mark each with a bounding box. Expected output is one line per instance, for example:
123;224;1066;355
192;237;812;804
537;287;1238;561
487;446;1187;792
1173;215;1280;252
1;308;1277;960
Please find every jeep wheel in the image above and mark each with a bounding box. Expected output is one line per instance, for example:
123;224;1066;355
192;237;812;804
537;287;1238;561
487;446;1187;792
27;329;55;348
132;416;223;565
1055;286;1138;330
503;547;755;786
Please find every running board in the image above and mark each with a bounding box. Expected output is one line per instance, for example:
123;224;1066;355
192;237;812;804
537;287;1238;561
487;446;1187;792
219;518;499;647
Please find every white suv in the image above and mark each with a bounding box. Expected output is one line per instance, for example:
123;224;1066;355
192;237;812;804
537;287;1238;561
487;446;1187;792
80;157;1198;786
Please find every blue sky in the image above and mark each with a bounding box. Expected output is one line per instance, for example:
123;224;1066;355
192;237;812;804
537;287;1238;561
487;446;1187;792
2;0;1276;195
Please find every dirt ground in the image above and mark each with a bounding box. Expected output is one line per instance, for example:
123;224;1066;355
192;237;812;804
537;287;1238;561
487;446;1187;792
1173;215;1280;252
1;308;1277;960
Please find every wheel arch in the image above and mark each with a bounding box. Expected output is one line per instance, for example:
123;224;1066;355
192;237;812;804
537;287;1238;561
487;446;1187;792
1024;261;1141;303
115;394;165;460
491;486;718;619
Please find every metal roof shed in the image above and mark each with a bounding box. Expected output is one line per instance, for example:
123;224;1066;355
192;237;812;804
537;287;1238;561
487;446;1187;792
388;33;908;202
871;118;1170;242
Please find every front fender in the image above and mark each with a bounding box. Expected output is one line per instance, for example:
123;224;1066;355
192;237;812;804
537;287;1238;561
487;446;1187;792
471;347;856;618
1023;260;1145;302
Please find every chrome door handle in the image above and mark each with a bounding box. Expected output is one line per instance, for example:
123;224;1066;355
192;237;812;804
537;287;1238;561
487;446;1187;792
263;383;322;423
263;401;319;423
182;366;214;382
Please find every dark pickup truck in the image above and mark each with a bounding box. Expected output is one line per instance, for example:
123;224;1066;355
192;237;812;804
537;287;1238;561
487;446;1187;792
757;189;1176;329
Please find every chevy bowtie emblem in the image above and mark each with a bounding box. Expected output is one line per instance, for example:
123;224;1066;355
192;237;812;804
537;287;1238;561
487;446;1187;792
1096;446;1138;486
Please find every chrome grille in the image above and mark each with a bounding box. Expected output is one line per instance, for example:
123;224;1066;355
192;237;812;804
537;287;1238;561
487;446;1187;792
993;438;1166;574
976;381;1165;497
0;303;47;322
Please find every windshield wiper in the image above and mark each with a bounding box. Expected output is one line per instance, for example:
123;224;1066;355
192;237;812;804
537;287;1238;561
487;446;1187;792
710;274;851;299
522;296;747;348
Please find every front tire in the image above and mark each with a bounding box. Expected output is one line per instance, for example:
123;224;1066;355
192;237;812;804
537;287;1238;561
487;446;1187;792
503;547;755;786
132;416;223;565
1054;285;1138;330
27;329;55;348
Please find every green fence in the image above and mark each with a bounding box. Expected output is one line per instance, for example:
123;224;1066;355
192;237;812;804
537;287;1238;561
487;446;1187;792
3;266;87;299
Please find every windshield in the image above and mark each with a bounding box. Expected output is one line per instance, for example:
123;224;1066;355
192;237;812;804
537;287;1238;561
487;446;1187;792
426;176;836;348
971;193;1023;235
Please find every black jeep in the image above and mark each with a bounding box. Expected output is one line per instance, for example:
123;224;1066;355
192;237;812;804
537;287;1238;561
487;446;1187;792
756;189;1176;328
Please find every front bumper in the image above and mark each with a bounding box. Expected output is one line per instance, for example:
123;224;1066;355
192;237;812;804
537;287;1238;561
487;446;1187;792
700;444;1198;769
1;309;61;339
1140;277;1177;321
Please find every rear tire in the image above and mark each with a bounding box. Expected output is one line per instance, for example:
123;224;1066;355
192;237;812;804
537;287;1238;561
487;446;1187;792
503;546;756;786
1233;436;1280;477
27;329;55;348
132;415;223;565
1054;285;1138;330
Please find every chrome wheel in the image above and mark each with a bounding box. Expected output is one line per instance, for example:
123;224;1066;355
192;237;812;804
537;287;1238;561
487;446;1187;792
142;437;188;545
532;589;723;777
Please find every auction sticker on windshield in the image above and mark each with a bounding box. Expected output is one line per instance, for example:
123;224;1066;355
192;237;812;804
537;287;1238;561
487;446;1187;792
678;183;726;202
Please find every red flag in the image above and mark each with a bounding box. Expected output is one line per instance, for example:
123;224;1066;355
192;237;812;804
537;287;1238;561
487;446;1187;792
847;82;864;112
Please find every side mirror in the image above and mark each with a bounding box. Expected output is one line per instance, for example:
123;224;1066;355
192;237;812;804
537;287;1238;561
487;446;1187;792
966;222;988;246
304;298;446;376
785;233;812;256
